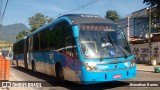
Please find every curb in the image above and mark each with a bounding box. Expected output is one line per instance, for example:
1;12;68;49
137;69;154;72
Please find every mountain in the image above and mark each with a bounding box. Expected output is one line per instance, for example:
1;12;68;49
0;23;29;43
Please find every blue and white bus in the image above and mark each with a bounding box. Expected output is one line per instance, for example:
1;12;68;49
13;14;136;84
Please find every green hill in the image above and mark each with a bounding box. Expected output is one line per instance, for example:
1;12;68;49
0;23;29;43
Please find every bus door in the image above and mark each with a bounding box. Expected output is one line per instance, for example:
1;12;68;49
24;37;28;69
28;37;33;70
47;49;55;76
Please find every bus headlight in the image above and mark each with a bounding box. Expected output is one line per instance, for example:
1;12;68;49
86;66;97;71
86;66;92;71
84;62;97;71
130;59;135;67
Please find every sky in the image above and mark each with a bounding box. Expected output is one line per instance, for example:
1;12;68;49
2;0;148;28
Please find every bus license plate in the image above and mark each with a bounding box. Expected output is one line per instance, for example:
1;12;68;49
113;74;122;78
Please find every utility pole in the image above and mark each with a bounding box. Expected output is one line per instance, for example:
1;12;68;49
127;16;130;40
148;7;152;61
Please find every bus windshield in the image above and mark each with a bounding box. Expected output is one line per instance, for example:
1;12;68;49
79;23;132;59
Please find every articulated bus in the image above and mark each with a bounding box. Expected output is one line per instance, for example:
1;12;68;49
13;14;136;84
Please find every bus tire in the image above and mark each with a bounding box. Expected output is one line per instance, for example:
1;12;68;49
32;61;36;73
55;63;64;81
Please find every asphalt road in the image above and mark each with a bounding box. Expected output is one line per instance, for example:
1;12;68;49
1;66;160;90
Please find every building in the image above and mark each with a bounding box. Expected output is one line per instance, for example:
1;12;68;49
118;16;134;40
119;8;160;64
118;7;160;42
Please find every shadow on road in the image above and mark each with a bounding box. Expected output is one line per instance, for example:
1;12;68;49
12;66;129;90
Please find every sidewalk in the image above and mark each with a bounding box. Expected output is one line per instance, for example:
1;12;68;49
136;64;160;72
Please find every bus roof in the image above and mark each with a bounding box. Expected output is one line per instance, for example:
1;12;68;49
59;14;116;25
13;38;24;44
14;14;116;44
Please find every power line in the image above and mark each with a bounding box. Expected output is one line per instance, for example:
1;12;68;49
0;0;9;32
60;0;100;15
0;0;9;23
0;0;3;20
0;0;4;32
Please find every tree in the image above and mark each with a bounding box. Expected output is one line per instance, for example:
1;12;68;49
106;10;120;22
28;13;53;32
143;0;160;30
16;13;53;41
16;30;27;41
143;0;160;8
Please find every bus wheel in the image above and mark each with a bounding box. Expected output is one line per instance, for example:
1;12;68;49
55;63;64;81
32;61;36;73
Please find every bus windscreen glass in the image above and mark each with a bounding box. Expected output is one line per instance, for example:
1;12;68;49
79;23;132;59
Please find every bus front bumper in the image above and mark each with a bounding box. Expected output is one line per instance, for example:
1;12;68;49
80;66;136;84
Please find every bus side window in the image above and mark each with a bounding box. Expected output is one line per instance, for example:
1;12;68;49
73;46;78;59
33;34;40;51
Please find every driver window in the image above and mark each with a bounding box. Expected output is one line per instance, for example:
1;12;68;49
80;41;97;57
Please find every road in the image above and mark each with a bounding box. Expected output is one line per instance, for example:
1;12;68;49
1;66;160;90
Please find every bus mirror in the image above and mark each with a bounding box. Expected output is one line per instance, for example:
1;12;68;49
72;26;79;38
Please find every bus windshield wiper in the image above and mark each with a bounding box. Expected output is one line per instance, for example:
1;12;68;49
100;52;103;62
106;33;118;53
106;33;128;59
116;43;128;59
100;34;104;62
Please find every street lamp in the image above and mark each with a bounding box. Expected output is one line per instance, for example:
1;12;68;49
145;33;153;39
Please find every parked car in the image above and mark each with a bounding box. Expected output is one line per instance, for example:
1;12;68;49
5;51;14;65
